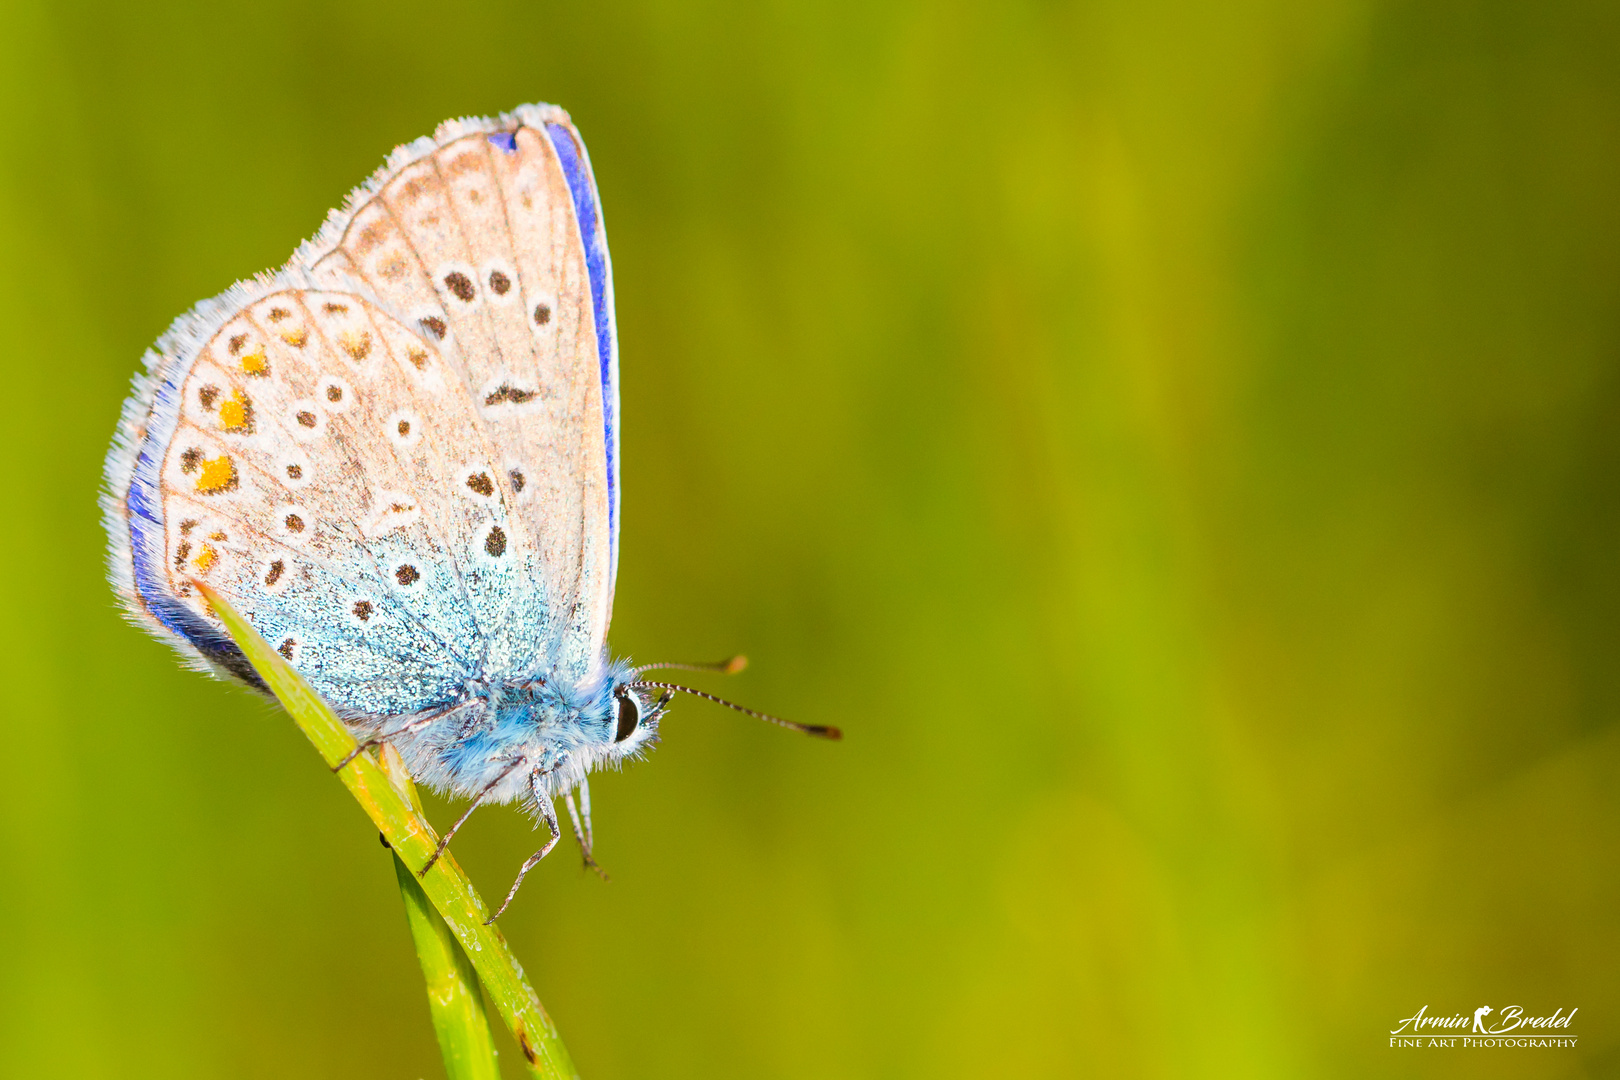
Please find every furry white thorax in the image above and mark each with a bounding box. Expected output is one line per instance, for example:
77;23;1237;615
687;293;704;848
378;658;663;813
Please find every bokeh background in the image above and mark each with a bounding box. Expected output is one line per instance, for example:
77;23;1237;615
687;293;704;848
2;0;1618;1077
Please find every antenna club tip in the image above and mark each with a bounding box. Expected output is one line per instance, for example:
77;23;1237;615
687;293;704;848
815;725;843;741
725;655;749;674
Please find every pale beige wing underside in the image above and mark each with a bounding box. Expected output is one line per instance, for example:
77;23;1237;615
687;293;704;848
158;289;549;712
297;119;611;687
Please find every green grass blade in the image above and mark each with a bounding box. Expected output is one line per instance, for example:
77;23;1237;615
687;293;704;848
381;745;502;1080
393;853;503;1079
196;581;579;1080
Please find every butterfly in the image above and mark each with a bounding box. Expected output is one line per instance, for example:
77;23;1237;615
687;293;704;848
102;103;837;919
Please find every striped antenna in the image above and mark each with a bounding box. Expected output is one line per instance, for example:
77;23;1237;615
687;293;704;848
632;655;748;677
626;680;840;740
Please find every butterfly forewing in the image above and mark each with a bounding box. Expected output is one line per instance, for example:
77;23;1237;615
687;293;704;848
299;113;615;688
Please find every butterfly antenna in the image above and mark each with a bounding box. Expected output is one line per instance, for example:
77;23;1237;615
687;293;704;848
626;681;841;739
632;655;748;677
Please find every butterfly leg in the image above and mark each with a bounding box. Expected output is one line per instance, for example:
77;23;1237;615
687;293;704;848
578;773;595;851
419;755;527;876
332;713;438;771
563;781;608;880
488;770;562;922
332;700;475;772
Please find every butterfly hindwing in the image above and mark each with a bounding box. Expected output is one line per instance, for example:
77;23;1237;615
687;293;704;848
148;287;547;717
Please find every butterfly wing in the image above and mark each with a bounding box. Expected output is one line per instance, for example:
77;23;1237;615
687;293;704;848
295;105;619;690
105;277;548;718
104;104;621;713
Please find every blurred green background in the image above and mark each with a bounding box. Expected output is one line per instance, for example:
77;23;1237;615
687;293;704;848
2;0;1618;1076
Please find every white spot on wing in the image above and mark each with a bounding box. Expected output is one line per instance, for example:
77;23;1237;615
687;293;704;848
386;410;421;447
366;490;421;537
319;374;355;412
278;504;312;545
277;449;311;489
288;399;325;441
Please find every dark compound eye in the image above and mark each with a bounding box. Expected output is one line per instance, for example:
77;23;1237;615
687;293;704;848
614;691;640;743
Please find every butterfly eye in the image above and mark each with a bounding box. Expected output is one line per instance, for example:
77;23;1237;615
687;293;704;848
614;691;641;743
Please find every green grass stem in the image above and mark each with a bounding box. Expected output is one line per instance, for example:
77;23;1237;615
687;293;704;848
380;744;502;1080
196;581;579;1080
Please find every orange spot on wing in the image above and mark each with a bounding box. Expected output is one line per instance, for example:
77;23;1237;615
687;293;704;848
354;223;386;254
280;328;308;348
196;455;237;494
218;390;251;431
194;544;218;572
240;348;268;375
339;330;372;360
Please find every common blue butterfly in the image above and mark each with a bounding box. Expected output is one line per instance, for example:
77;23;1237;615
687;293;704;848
102;104;837;918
